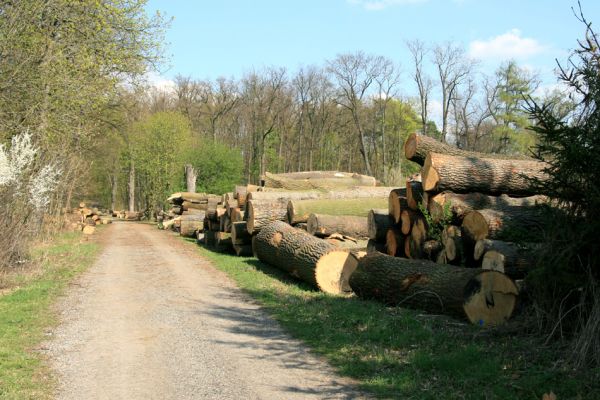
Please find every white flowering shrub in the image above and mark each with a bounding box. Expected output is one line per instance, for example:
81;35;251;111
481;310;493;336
0;131;62;267
0;131;60;210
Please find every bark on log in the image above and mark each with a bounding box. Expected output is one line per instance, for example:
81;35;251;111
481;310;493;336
180;214;205;238
349;252;518;326
167;192;209;204
462;208;545;242
404;133;535;166
307;214;369;238
422;152;549;196
288;198;388;225
428;192;548;224
388;188;408;224
254;221;360;294
245;199;288;234
367;209;394;241
474;239;523;262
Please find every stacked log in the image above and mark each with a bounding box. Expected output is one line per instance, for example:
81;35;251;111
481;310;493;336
349;252;518;326
253;221;360;294
74;203;113;234
372;133;550;279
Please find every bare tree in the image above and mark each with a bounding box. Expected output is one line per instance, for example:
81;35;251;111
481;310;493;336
327;51;383;176
374;58;401;182
432;42;472;143
406;40;434;135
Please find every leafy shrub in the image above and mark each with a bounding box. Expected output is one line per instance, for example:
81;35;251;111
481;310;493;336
525;7;600;370
185;141;243;195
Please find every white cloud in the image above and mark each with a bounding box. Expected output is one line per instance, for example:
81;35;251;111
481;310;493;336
348;0;428;11
145;71;176;93
469;29;547;60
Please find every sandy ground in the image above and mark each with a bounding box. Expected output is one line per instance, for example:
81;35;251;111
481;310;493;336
45;222;366;400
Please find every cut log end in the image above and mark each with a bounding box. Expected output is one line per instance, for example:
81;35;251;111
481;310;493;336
315;251;359;295
404;133;418;161
462;211;489;241
463;271;518;326
422;154;439;192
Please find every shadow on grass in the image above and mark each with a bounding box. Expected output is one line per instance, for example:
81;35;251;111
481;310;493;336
186;236;598;399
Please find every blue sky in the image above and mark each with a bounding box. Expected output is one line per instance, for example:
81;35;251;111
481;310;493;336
146;0;598;96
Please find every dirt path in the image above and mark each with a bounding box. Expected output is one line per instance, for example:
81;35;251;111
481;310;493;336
46;222;365;400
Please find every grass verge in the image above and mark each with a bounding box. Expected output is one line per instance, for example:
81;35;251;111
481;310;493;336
0;231;101;399
189;239;599;399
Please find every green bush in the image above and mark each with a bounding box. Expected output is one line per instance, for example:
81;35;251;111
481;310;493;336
185;141;243;195
526;8;600;370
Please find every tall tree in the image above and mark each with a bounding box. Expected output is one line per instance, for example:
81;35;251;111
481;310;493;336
432;42;472;143
327;51;384;176
406;39;434;136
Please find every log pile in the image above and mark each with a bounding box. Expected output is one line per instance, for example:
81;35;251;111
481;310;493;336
72;202;113;234
157;149;550;326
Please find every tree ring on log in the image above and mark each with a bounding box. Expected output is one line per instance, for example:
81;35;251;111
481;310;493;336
463;271;518;326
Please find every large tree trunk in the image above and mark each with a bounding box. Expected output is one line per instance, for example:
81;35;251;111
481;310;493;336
287;198;387;225
428;192;548;224
461;208;545;242
184;164;197;193
307;214;369;238
422;153;549;196
404;133;535;166
253;221;359;294
245;199;288;234
349;252;518;326
481;249;534;280
128;161;135;212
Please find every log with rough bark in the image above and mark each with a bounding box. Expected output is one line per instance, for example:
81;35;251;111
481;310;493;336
180;214;205;238
349;252;519;326
245;199;288;234
307;214;369;238
253;221;360;294
428;192;548;224
461;208;545;242
422;152;549;196
367;209;394;241
288;198;387;225
385;227;405;257
406;176;424;210
262;171;377;190
474;239;524;261
167;192;210;204
231;221;252;245
404;133;534;166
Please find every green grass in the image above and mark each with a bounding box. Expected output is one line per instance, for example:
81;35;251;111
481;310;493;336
187;238;600;399
0;231;101;399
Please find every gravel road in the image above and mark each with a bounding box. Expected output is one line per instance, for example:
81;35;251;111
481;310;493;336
46;222;365;400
